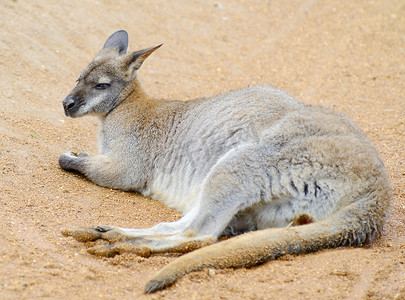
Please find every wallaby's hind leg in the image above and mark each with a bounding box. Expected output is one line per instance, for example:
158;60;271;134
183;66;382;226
182;148;267;238
63;146;268;257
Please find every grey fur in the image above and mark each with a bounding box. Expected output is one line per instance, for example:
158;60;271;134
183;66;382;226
60;30;391;293
102;29;128;55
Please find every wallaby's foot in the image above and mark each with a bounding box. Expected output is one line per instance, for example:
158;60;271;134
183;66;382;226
87;241;152;258
62;226;214;258
87;236;213;257
61;225;128;243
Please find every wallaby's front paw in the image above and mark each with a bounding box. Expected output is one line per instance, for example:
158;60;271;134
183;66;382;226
59;151;77;170
59;151;88;171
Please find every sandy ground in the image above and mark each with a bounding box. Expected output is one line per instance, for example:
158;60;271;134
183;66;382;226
0;0;404;299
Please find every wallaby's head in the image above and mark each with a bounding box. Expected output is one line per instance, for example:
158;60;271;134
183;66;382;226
62;30;161;118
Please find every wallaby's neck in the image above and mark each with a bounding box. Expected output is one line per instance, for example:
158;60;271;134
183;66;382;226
103;78;183;142
119;78;158;109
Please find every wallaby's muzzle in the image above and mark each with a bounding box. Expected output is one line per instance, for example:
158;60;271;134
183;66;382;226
63;96;78;117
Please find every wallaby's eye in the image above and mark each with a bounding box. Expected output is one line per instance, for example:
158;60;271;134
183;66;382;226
94;83;111;90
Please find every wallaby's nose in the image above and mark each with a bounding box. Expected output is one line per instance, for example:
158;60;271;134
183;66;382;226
62;97;76;115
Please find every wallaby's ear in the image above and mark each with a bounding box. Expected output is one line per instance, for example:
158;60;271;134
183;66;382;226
125;44;163;78
102;30;129;55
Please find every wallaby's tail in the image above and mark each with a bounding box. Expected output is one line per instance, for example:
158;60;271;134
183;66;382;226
145;177;390;293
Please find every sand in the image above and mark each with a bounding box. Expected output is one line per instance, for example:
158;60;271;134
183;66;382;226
0;0;404;299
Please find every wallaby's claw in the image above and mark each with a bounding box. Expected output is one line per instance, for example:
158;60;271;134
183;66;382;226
96;225;118;232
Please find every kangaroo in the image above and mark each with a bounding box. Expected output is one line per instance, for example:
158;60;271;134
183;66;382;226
59;30;391;293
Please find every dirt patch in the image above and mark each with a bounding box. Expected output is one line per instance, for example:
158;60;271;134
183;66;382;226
0;0;404;299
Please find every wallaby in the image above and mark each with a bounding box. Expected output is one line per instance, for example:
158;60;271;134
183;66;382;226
60;30;391;293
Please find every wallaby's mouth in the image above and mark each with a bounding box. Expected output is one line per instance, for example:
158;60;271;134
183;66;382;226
62;97;79;117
